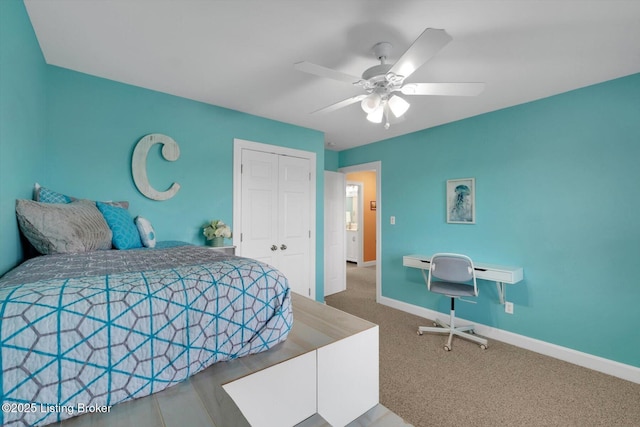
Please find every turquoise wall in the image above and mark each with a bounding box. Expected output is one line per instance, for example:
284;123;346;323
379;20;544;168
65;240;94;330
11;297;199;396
340;73;640;367
44;66;326;299
0;0;47;274
324;149;340;171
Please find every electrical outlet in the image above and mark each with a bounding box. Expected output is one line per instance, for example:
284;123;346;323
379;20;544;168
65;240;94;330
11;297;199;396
390;216;396;225
505;301;514;314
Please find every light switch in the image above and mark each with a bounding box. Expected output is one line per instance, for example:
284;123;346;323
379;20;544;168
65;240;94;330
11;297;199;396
390;216;396;225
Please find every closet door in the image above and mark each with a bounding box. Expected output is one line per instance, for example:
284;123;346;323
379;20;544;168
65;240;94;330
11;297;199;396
240;149;312;298
278;155;311;297
240;149;279;266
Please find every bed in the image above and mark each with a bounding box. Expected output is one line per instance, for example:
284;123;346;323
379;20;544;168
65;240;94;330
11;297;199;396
0;243;292;426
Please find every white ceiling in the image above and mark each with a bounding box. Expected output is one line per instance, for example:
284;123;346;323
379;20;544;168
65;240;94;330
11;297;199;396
24;0;640;151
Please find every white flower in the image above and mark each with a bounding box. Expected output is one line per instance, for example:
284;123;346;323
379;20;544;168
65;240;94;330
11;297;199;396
203;219;232;240
215;225;232;238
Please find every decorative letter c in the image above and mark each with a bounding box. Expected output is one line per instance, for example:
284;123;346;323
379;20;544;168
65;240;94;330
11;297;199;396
132;133;181;200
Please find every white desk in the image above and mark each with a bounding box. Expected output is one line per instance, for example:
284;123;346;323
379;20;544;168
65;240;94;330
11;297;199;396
403;254;524;304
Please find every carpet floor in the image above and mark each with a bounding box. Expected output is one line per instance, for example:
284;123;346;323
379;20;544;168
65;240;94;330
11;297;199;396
325;264;640;427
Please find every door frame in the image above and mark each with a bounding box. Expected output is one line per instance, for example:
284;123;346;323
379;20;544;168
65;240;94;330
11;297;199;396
338;161;381;303
233;138;317;299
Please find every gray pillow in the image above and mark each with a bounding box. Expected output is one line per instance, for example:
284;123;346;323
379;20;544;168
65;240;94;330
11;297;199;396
16;199;113;254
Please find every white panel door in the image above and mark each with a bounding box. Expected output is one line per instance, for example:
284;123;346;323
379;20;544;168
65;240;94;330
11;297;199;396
278;155;311;297
240;149;279;266
240;148;312;298
324;171;346;296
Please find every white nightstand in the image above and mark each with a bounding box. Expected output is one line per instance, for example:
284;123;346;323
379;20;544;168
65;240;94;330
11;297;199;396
207;245;236;255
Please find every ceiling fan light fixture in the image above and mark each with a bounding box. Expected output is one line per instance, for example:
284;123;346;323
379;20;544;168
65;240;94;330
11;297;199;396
388;95;410;118
366;105;384;123
295;27;484;132
361;93;382;113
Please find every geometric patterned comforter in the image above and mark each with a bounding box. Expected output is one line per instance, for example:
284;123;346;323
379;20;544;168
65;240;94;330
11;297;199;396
0;244;292;426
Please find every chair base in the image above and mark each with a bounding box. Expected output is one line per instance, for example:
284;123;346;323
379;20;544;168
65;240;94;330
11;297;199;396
418;313;488;351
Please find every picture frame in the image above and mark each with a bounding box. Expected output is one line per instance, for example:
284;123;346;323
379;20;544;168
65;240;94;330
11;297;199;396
446;178;475;224
370;200;376;210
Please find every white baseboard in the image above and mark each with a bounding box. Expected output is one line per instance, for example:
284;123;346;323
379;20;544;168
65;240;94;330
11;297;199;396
360;261;376;268
378;296;640;384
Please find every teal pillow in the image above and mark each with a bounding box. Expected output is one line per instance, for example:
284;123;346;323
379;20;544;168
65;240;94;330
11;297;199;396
36;186;72;204
96;201;143;249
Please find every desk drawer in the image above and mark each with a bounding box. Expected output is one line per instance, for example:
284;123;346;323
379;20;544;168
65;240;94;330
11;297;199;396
476;266;523;284
403;256;429;270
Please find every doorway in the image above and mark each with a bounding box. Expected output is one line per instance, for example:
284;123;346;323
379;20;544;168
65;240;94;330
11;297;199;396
339;162;381;302
345;181;363;264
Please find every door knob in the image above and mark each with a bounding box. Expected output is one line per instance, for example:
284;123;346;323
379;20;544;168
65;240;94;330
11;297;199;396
280;244;287;250
271;245;278;251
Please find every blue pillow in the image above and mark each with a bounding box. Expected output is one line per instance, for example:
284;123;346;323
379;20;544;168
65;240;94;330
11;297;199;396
37;186;72;204
96;201;143;249
135;216;156;248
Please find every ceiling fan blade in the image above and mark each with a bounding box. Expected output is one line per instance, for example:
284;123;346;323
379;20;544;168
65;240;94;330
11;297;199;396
294;61;361;85
400;82;485;96
389;28;453;79
311;94;367;114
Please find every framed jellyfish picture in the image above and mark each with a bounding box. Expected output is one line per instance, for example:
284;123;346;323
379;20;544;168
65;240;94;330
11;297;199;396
446;178;475;224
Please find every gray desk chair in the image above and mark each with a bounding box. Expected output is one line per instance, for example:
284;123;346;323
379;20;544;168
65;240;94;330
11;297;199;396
417;253;488;351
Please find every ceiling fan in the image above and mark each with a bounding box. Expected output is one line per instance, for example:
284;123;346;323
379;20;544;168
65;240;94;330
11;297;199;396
294;28;485;129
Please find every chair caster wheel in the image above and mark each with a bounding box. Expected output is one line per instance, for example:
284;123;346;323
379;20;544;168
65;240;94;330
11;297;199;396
433;322;438;327
417;330;423;336
444;346;451;351
480;344;487;350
